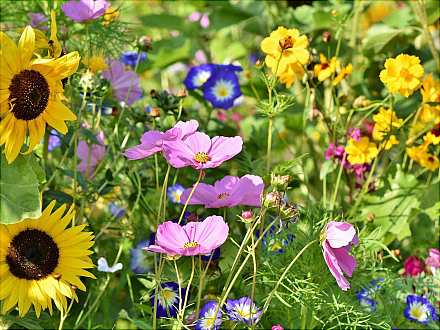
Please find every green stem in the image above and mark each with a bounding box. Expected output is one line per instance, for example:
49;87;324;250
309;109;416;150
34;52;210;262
266;116;273;172
330;152;346;212
179;257;196;328
177;170;203;224
152;256;164;330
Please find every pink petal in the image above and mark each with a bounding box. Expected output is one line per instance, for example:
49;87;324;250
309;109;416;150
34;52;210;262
326;221;357;249
180;183;217;205
124;145;161;160
162;140;195;168
213;176;240;193
184;132;212;154
166;120;199;140
140;130;163;147
332;246;357;277
207;136;243;167
229;175;264;207
192;216;229;253
323;242;350;291
155;221;188;253
145;245;177;256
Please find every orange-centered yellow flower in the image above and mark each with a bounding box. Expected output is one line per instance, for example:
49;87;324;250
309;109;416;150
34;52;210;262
260;26;309;75
372;107;403;145
314;54;339;81
345;137;378;165
379;54;424;97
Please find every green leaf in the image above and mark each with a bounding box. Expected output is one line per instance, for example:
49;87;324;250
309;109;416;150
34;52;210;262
139;14;187;31
209;4;253;30
0;154;42;224
363;25;401;53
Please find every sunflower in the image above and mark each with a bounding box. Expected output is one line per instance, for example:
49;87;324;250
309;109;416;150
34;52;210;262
0;25;80;164
0;201;95;317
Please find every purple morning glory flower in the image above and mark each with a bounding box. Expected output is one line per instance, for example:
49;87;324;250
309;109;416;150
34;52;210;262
120;51;148;68
203;68;242;110
404;295;438;324
149;282;187;318
167;183;185;204
195;301;222;330
225;297;262;325
61;0;110;23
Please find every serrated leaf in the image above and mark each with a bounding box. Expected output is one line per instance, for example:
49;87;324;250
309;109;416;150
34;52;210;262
0;154;41;224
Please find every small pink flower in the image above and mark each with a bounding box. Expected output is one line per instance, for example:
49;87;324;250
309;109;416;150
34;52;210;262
272;325;284;330
403;256;425;277
216;111;228;122
348;128;361;141
180;175;264;208
146;216;229;256
163;132;243;169
61;0;109;23
77;131;106;178
200;14;210;28
425;248;440;273
195;50;207;64
322;221;358;291
124;120;199;160
188;11;202;22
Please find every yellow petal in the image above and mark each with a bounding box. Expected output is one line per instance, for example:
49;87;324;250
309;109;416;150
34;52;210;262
32;51;80;80
5;118;26;164
0;32;20;74
48;100;77;121
49;10;62;58
25;117;45;154
43;110;68;134
18;26;35;68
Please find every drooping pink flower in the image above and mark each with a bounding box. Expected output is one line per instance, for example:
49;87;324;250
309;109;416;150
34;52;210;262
77;131;106;178
425;248;440;273
102;60;142;106
61;0;109;22
124;120;199;160
180;175;264;208
163;132;243;169
322;221;358;291
403;256;425;277
146;216;229;256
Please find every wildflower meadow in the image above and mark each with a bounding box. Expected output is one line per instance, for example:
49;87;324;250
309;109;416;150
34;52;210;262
1;0;440;329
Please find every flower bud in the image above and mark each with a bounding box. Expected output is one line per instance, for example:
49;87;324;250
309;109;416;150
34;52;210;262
271;174;290;191
240;210;254;223
280;203;299;222
263;191;282;208
353;96;371;108
322;31;331;43
138;36;153;52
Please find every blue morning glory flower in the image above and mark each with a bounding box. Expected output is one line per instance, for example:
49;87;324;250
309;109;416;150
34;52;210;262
130;236;155;274
120;50;147;68
167;184;185;203
195;301;222;330
404;295;438;324
257;225;294;254
203;69;242;110
183;64;216;90
109;203;125;218
201;247;221;262
225;297;261;325
355;278;384;312
150;282;187;318
48;129;61;151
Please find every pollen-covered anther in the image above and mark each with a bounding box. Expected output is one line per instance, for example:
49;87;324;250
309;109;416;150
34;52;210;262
194;152;211;164
183;241;199;249
217;192;230;200
279;36;294;51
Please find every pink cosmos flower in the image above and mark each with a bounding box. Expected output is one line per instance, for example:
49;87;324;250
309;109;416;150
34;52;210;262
61;0;109;22
102;60;142;106
163;132;243;169
322;221;358;291
146;216;229;256
272;325;284;330
77;131;106;178
403;256;425;277
180;175;264;208
124;120;199;160
425;248;440;273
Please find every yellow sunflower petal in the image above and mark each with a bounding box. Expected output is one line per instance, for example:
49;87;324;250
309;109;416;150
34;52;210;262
42;110;68;134
5;118;26;164
0;32;20;74
32;51;80;80
24;117;46;154
18;26;35;68
47;100;77;121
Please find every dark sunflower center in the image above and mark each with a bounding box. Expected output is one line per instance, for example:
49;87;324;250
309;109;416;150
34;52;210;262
6;229;59;280
8;70;49;120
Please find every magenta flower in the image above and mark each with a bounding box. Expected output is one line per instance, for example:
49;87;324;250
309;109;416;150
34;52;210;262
180;175;264;208
77;131;106;178
62;0;109;22
403;256;425;277
102;60;142;106
163;132;243;169
425;248;440;273
146;216;229;256
322;221;358;291
124;120;199;160
325;143;345;161
348;128;361;141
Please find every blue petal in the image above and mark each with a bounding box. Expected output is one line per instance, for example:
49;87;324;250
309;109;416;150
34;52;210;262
183;64;216;90
203;70;241;110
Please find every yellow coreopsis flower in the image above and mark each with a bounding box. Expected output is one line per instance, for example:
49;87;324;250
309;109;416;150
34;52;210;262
313;54;339;81
379;54;424;97
260;26;309;74
278;62;305;87
332;63;353;86
424;131;440;145
406;145;426;163
419;152;440;171
0;26;80;163
345;137;378;165
372;107;403;141
382;134;399;150
83;52;108;73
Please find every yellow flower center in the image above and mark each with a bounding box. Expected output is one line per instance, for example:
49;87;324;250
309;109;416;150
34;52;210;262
217;192;230;200
217;86;228;97
279;36;294;51
194;152;210;163
183;241;199;249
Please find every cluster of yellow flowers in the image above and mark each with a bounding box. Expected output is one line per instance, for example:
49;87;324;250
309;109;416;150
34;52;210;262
313;53;352;86
407;131;440;171
260;26;309;87
372;107;403;150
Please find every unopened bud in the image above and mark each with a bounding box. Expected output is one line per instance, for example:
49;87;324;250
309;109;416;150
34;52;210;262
367;212;375;222
176;88;188;97
240;210;254;223
322;31;331;43
271;174;290;191
138;36;153;52
280;203;299;222
263;191;282;208
353;96;371;109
